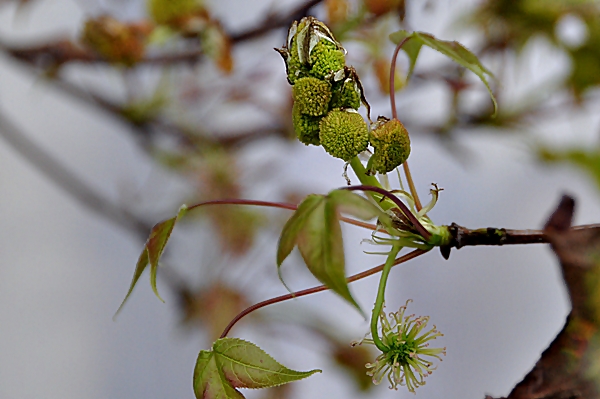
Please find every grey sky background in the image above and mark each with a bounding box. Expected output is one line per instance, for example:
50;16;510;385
1;1;600;398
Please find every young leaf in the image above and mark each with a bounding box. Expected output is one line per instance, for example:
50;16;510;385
277;191;387;312
193;338;320;399
387;30;423;79
277;195;325;266
115;204;188;316
389;30;497;115
296;197;358;306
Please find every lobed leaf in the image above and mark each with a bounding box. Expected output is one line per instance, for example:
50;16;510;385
115;204;188;316
390;30;497;115
193;338;320;399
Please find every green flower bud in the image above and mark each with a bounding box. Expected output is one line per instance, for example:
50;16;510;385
330;78;361;110
308;39;346;80
292;77;332;116
369;117;411;173
292;103;321;146
320;109;369;161
276;17;345;84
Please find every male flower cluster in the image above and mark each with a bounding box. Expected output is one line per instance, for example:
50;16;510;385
276;17;369;161
278;18;412;172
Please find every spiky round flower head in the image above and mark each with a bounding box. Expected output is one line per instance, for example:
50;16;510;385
148;0;200;26
369;117;411;174
352;300;446;393
308;39;346;80
292;103;321;146
292;77;332;116
319;109;369;161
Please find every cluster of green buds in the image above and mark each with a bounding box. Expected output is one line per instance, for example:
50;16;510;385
278;17;412;173
276;17;371;161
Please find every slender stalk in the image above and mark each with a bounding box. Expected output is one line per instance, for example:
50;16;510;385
348;157;381;187
370;244;402;351
402;162;422;211
389;36;423;211
220;248;429;338
186;198;377;230
343;185;431;241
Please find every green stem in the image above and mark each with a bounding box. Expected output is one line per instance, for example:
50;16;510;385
370;244;402;352
349;156;397;211
349;156;381;187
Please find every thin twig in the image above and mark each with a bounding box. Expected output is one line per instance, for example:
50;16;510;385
186;198;377;230
439;223;600;259
389;36;423;211
342;185;431;241
220;248;429;337
0;0;325;67
0;110;152;238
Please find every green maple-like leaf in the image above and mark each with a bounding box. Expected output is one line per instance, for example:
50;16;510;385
539;146;600;191
277;190;387;312
115;204;188;316
193;338;320;399
389;30;498;115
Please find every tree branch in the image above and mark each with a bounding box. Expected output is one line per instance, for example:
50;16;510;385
0;110;152;239
0;0;325;67
439;222;600;259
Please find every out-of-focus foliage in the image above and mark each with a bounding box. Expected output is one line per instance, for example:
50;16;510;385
81;15;152;66
178;282;249;341
390;29;497;112
473;0;600;96
539;146;600;192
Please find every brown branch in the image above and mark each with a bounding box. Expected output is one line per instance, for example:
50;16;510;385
0;0;325;67
0;110;152;238
229;0;324;43
0;48;289;151
439;222;600;259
